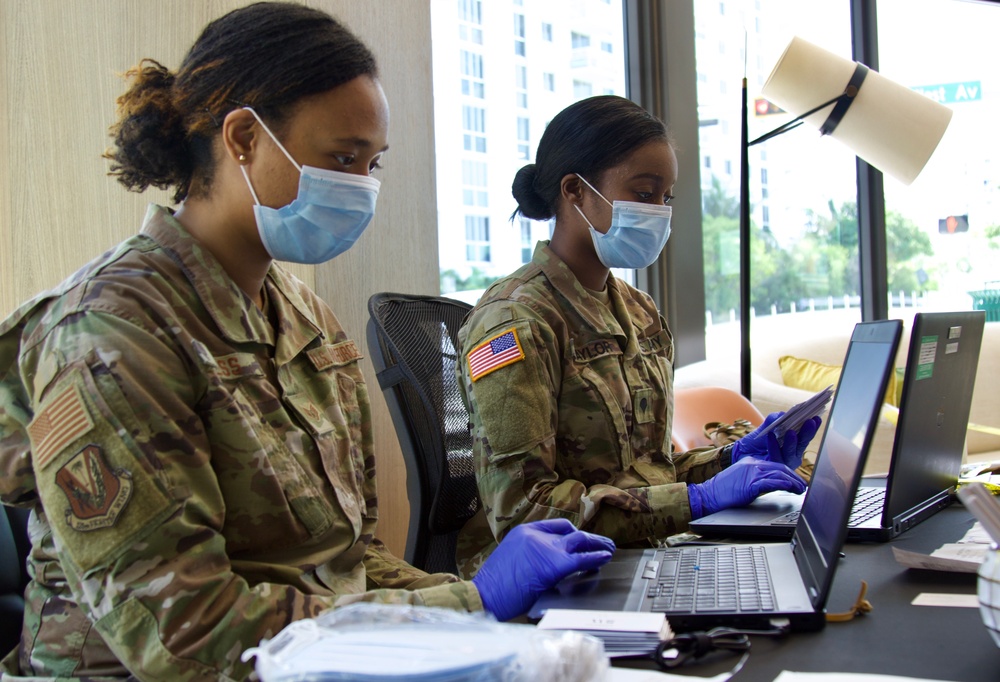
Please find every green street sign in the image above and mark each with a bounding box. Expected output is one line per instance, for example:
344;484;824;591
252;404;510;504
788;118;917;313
911;81;982;104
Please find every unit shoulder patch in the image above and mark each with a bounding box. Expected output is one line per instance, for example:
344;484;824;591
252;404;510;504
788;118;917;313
55;444;133;532
467;328;525;381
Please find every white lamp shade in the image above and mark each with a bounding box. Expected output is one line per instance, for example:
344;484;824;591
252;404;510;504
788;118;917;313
761;36;953;186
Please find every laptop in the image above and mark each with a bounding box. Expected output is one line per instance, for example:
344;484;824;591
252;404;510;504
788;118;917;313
689;311;985;542
528;320;901;632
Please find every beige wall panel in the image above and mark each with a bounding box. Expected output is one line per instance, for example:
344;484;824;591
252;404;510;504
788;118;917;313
0;0;439;559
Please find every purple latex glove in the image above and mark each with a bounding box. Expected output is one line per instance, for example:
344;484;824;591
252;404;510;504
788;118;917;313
731;414;822;470
472;518;616;621
688;457;807;519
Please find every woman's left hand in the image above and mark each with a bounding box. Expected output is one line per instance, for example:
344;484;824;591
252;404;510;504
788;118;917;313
731;414;822;470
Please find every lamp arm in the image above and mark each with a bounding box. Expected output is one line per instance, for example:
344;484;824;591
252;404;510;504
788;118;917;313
749;93;844;147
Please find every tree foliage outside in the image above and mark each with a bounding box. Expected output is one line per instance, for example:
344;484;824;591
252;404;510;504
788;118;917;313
441;267;499;294
701;177;937;320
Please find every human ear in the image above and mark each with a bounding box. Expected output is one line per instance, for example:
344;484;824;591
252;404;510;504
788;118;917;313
559;173;586;208
221;108;259;164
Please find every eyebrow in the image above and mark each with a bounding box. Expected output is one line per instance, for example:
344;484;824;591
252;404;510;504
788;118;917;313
628;172;666;182
335;136;390;153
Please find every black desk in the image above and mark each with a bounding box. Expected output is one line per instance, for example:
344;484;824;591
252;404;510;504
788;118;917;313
617;503;998;681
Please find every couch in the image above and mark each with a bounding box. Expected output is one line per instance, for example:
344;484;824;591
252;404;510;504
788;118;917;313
674;311;999;475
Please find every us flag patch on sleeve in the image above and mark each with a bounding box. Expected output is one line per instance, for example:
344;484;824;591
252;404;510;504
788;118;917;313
467;328;525;381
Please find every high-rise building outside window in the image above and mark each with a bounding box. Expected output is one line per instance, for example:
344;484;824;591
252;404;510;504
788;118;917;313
433;0;626;302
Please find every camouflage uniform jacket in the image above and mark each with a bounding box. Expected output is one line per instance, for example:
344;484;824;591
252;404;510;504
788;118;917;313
456;242;724;577
0;205;480;681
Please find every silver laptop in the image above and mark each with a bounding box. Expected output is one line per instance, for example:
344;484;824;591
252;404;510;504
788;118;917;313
689;311;984;542
528;320;901;632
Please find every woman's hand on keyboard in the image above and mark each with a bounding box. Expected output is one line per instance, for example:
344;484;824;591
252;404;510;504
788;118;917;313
688;458;807;518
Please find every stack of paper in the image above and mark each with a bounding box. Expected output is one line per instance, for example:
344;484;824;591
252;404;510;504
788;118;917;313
536;609;672;658
756;386;834;444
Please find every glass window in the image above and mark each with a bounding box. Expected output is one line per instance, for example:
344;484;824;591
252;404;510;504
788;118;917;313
457;0;483;44
601;41;613;53
695;0;858;374
514;13;526;56
465;215;491;263
573;79;593;98
462;160;488;207
520;218;533;263
433;0;626;303
877;0;999;315
460;50;485;98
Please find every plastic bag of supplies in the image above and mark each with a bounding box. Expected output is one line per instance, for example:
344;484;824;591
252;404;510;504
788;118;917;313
241;602;610;682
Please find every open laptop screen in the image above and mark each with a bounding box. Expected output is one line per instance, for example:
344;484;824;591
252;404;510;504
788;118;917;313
794;321;901;606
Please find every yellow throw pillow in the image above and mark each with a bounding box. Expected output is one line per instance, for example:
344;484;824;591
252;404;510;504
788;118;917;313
778;355;898;406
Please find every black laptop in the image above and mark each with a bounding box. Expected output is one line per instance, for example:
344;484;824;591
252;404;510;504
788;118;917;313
689;311;984;542
528;320;901;632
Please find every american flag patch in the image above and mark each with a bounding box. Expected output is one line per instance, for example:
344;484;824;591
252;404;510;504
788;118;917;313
28;383;95;470
467;328;525;381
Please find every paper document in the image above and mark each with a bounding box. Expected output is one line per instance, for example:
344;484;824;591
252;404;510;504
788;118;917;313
755;386;834;443
891;545;985;573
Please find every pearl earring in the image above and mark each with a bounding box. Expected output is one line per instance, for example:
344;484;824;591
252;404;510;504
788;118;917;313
238;154;247;162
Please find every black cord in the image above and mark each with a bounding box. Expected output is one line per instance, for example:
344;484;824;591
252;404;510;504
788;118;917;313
653;624;789;674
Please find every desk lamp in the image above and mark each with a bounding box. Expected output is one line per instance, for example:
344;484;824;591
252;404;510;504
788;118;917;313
738;36;953;398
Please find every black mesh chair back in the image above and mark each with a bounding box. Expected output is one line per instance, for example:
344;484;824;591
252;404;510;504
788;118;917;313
366;292;480;575
1;505;30;657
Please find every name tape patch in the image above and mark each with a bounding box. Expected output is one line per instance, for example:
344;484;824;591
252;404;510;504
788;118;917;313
468;328;525;381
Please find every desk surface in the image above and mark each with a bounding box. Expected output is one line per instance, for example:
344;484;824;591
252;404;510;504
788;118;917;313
617;503;998;681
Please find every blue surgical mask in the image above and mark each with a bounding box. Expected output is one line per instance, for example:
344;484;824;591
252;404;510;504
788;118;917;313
573;174;672;270
240;107;380;264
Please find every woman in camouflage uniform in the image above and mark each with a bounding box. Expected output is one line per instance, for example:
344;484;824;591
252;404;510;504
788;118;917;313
0;4;615;680
456;96;819;578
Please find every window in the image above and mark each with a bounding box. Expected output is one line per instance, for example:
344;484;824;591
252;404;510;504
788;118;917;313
434;1;626;301
460;50;484;98
462;160;488;208
520;218;533;263
601;41;613;53
465;215;490;263
695;1;859;370
705;155;711;170
571;31;590;48
457;0;483;44
515;65;528;108
462;105;486;153
513;13;526;57
878;0;998;316
516;116;530;160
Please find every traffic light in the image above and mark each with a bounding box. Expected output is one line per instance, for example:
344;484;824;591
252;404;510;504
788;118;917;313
938;214;969;233
754;97;785;116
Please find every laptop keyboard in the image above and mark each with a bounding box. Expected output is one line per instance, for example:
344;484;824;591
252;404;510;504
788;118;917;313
769;486;887;527
847;487;885;525
644;546;776;613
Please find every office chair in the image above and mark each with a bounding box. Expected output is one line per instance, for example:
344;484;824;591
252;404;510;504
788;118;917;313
671;386;764;452
1;505;30;657
366;292;480;575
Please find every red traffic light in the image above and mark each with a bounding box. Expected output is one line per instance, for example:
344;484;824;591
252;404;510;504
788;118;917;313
754;98;785;116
